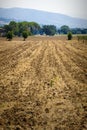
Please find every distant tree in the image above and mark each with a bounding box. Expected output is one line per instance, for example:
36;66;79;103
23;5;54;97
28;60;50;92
18;21;40;36
39;28;44;35
28;31;32;36
71;28;87;34
22;31;28;41
6;31;13;41
58;29;61;34
28;22;41;35
67;32;72;40
43;25;57;35
61;25;70;34
4;21;19;36
8;21;18;35
75;28;82;34
4;25;11;33
81;29;87;34
18;21;29;36
3;20;87;37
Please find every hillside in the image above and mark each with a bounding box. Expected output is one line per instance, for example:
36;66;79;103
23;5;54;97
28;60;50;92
0;8;87;28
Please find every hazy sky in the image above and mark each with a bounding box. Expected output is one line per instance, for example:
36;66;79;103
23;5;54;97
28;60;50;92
0;0;87;19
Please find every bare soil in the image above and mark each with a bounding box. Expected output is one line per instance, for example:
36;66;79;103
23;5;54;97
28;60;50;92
0;36;87;130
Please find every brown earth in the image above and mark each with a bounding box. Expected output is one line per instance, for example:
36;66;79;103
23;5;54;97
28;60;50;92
0;36;87;130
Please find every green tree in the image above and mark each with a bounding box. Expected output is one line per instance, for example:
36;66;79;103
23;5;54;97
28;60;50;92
43;25;57;35
67;32;72;40
4;25;11;33
22;31;28;41
6;31;13;41
18;21;29;36
4;21;19;36
61;25;70;34
8;21;18;35
28;22;41;35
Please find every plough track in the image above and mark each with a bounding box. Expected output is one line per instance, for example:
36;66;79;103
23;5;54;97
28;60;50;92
0;37;87;130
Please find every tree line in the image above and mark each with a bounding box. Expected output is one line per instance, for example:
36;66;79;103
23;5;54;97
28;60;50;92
0;21;87;40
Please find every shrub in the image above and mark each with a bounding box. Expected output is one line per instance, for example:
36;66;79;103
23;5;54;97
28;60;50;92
77;35;87;43
6;31;13;41
67;32;72;40
22;31;28;41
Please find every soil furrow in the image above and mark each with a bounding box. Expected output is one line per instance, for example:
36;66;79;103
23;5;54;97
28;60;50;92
0;37;87;130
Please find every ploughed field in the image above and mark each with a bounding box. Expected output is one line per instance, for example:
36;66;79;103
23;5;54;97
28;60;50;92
0;36;87;130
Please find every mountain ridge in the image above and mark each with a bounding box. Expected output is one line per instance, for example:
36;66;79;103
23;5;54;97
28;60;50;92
0;8;87;28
